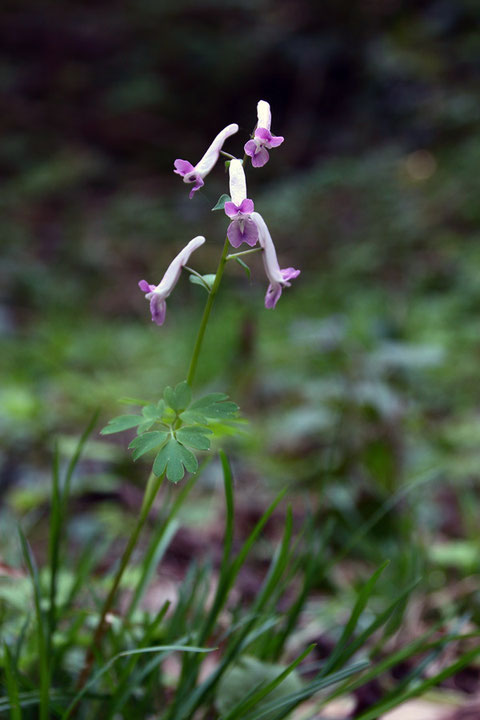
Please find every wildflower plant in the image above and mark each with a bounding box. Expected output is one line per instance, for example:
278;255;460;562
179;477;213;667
110;106;299;486
3;100;480;720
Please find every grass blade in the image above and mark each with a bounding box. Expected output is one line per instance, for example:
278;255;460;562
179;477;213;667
104;601;171;718
219;450;234;577
169;505;293;720
243;661;369;720
355;644;480;720
61;643;214;719
319;560;389;677
62;410;100;508
3;643;22;720
18;527;50;720
47;442;62;655
335;578;420;670
48;413;100;656
198;484;287;648
125;518;179;620
222;644;315;720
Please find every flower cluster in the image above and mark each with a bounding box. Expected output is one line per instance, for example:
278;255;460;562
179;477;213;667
139;100;299;324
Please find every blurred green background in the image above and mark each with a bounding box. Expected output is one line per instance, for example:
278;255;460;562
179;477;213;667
3;0;480;580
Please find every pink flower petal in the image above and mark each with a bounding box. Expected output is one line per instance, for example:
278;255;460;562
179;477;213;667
265;283;282;309
188;175;204;199
174;159;195;176
238;198;254;214
255;127;272;142
224;201;240;218
244;139;257;158
150;296;167;325
138;279;155;293
251;146;270;168
267;134;284;148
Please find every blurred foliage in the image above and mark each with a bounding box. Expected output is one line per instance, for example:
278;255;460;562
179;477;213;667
2;0;480;585
2;1;480;712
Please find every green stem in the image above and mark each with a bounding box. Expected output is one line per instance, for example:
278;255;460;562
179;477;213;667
74;472;164;698
186;237;230;387
226;247;262;261
75;237;231;702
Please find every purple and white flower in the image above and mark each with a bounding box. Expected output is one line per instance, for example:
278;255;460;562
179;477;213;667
244;100;284;168
251;212;300;308
224;159;259;248
174;123;239;199
138;236;206;325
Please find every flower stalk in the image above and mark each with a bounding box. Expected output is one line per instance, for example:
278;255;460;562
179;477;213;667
186;237;230;387
76;98;296;706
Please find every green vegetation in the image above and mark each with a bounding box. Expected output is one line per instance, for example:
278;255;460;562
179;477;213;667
2;1;480;716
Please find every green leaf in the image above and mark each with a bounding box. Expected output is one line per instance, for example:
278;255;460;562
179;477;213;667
18;528;50;718
354;645;480;720
235;256;251;280
189;393;239;419
176;426;212;450
136;420;156;434
216;655;305;720
163;386;176;409
189;273;216;292
191;392;229;406
242;661;369;720
100;415;142;435
319;560;389;678
129;431;169;460
173;381;192;411
163;382;192;413
179;410;209;424
61;643;214;720
118;396;149;406
212;193;231;211
3;643;21;720
153;438;198;483
142;403;160;420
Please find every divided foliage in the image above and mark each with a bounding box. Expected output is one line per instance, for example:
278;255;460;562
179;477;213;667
101;382;239;482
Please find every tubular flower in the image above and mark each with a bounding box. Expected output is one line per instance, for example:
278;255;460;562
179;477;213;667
138;236;206;325
224;159;259;248
244;100;284;168
174;123;239;198
251;212;300;308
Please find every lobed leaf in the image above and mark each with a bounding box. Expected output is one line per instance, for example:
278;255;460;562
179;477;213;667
142;403;160;420
136;419;156;434
188;393;239;420
179;409;210;424
174;381;192;411
164;381;192;413
163;386;176;409
100;415;143;435
153;438;198;483
128;431;169;460
176;426;212;451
